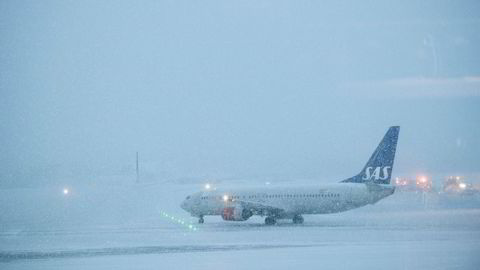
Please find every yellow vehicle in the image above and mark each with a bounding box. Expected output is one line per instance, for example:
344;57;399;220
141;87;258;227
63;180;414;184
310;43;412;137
444;176;478;195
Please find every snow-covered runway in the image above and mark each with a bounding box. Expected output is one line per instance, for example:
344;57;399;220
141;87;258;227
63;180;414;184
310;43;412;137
1;184;479;269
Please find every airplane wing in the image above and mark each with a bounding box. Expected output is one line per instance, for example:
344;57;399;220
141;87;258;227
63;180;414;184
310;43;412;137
232;199;287;217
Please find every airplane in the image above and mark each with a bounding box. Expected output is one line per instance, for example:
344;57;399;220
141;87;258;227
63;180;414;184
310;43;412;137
181;126;400;225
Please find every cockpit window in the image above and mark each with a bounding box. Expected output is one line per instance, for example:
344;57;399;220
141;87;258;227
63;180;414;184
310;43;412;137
186;196;191;200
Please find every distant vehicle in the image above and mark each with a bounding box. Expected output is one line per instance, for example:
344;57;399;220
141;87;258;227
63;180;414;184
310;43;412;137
394;178;415;191
181;126;400;225
416;176;433;192
394;176;433;192
444;176;479;195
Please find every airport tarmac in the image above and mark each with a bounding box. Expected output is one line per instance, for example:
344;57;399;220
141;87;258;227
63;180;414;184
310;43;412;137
1;183;479;269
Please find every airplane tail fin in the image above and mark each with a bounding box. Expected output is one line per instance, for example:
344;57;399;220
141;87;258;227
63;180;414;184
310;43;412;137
342;126;400;185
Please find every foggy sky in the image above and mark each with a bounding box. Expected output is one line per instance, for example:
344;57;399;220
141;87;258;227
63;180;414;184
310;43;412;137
1;1;479;187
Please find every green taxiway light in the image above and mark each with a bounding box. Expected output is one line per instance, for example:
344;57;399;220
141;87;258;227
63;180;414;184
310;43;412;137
160;210;199;232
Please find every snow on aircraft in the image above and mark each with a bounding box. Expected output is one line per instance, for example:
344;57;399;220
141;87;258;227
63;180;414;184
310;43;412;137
181;126;400;225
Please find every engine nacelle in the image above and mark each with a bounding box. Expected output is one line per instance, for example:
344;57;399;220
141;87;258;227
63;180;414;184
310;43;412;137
221;206;253;221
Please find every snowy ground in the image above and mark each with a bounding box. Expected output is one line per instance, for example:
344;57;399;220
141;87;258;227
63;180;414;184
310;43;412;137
1;182;479;269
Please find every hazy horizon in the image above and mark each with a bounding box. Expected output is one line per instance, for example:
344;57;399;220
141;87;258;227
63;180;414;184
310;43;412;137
1;1;479;187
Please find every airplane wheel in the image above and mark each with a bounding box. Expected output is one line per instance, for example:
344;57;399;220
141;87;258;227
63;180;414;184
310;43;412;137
293;215;304;224
198;216;204;224
265;216;276;225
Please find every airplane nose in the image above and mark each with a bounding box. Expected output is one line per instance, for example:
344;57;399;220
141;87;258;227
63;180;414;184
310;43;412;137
181;200;188;211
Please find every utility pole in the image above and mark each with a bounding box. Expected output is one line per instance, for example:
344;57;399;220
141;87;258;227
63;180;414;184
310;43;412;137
136;151;139;183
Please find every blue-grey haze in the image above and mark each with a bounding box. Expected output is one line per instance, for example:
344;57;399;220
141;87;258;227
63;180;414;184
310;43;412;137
1;1;479;187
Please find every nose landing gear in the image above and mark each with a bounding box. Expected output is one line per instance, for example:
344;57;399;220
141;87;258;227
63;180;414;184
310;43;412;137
292;215;304;224
198;216;204;224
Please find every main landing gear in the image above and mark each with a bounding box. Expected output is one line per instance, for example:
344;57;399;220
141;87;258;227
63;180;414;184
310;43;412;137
265;216;276;225
292;215;304;224
198;215;204;224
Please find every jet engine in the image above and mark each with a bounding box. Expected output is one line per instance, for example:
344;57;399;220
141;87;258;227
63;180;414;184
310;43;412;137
221;206;253;221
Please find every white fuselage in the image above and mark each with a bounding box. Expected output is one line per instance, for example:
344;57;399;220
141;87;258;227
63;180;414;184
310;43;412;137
181;126;401;223
181;183;395;219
